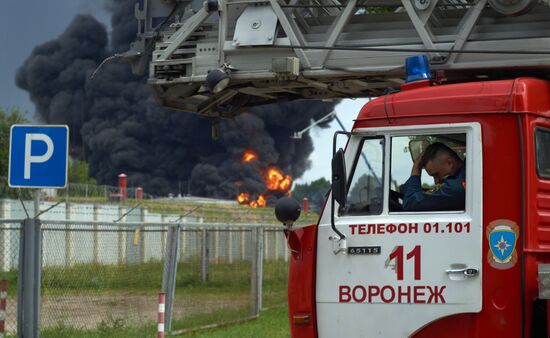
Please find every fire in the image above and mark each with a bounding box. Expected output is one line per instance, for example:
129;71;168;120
248;195;267;208
266;167;292;191
236;150;292;208
237;193;249;203
242;150;258;163
257;195;266;207
237;193;267;208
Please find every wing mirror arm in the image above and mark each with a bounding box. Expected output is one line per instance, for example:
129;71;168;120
331;131;351;254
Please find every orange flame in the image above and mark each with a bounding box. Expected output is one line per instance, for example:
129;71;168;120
236;150;292;208
237;193;249;204
266;167;292;191
257;195;266;207
237;193;267;208
242;150;258;163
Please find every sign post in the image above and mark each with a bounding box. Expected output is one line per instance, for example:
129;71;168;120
9;125;69;338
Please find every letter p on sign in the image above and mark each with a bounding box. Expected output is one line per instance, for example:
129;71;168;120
9;125;69;188
24;133;54;179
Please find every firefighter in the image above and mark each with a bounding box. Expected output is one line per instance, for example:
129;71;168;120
402;142;465;211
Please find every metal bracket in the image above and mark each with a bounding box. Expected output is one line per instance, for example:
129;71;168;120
329;235;347;255
414;0;439;25
233;6;278;46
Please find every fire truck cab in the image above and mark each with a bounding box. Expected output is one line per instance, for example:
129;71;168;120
278;74;550;337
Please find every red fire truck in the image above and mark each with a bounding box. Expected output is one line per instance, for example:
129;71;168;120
126;0;550;336
276;72;550;337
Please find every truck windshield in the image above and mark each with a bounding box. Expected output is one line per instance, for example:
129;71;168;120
339;137;384;216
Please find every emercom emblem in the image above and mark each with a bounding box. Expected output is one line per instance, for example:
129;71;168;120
486;219;519;270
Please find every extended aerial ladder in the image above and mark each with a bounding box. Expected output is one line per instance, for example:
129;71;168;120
123;0;550;119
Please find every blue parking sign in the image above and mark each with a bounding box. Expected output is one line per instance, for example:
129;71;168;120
8;125;69;188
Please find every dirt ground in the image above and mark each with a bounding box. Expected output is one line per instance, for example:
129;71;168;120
3;292;249;333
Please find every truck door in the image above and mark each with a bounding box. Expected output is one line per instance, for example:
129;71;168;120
316;123;483;337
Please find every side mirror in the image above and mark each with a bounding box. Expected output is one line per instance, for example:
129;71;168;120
275;197;301;227
331;148;347;207
409;140;429;162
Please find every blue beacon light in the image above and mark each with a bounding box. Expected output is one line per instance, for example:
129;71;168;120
405;55;432;83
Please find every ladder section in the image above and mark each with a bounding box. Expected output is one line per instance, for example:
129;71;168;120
126;0;550;117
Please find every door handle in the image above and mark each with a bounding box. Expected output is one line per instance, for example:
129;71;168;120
445;267;479;277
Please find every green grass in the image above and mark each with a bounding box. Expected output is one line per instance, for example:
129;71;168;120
181;307;290;338
41;261;164;292
38;258;287;293
40;319;156;338
1;259;289;336
33;307;290;338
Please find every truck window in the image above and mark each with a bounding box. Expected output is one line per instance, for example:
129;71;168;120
536;128;550;179
339;137;384;216
390;134;466;212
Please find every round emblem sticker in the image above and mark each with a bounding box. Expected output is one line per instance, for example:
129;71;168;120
486;219;519;270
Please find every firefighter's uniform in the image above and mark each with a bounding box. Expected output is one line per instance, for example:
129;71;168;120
402;166;466;211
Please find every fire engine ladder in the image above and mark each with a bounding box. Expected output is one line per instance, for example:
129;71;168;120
124;0;550;118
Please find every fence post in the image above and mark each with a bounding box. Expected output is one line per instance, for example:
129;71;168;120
117;207;125;264
264;229;269;261
201;229;209;283
139;209;145;264
17;218;42;338
65;202;74;267
160;225;166;259
180;228;186;261
213;227;219;264
240;227;246;260
157;293;166;338
250;226;264;316
228;228;233;264
0;279;6;338
161;225;180;333
258;227;264;312
93;205;99;264
274;229;280;260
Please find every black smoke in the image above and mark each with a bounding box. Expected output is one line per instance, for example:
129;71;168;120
16;0;337;198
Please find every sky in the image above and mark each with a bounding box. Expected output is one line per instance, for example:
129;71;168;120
295;99;370;184
0;1;374;186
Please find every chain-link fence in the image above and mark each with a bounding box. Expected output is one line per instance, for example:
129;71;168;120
0;214;289;336
40;222;169;335
169;226;289;334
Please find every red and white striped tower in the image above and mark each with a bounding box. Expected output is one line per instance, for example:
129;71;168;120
157;292;166;338
0;279;8;338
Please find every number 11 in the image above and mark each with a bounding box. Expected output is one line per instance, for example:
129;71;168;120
389;245;421;281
